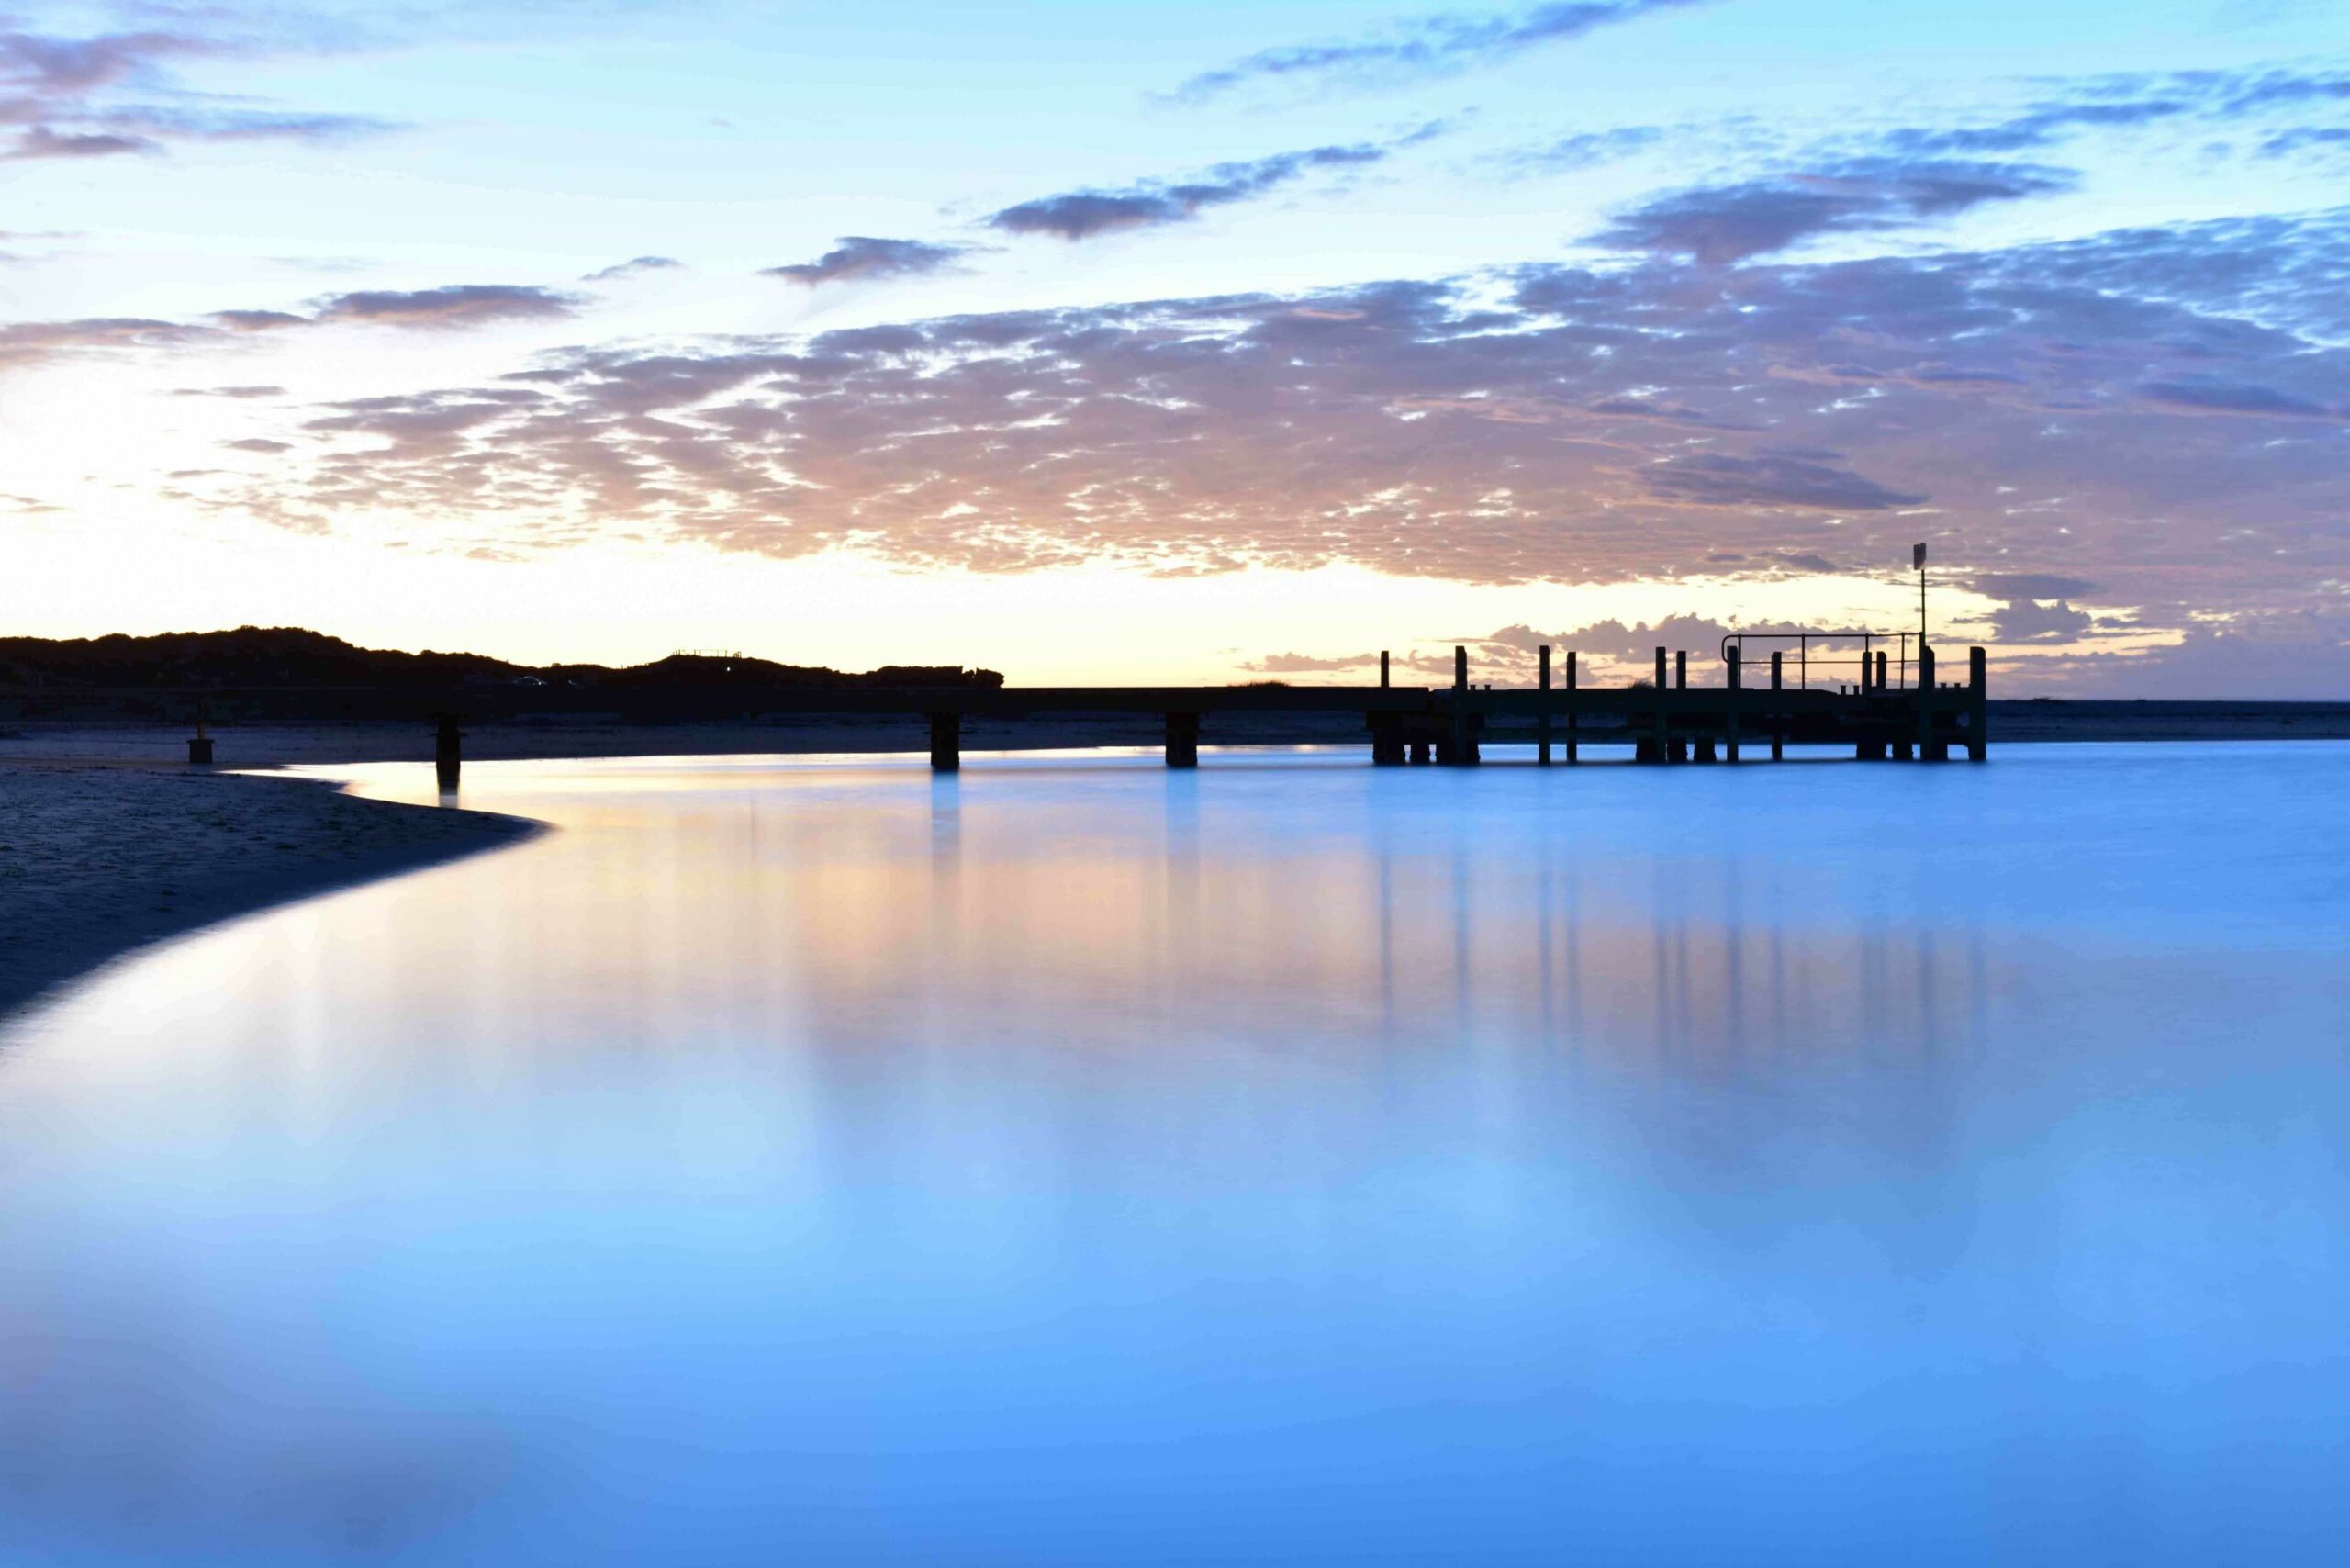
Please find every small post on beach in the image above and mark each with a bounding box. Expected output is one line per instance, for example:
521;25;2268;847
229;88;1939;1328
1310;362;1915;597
1165;711;1200;769
434;714;461;790
1917;644;1936;760
187;700;214;767
1538;645;1552;766
1968;647;1988;761
928;711;960;773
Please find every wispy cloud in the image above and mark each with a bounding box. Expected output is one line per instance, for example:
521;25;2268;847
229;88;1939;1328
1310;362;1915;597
1169;0;1707;103
582;255;683;282
761;236;973;286
1591;159;2076;263
990;129;1438;241
0;23;400;162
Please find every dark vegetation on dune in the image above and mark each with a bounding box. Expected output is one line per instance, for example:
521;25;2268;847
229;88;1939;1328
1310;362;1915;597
0;627;1003;723
0;627;1002;692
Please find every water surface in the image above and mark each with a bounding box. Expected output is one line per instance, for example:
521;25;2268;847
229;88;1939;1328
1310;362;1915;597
4;745;2345;1564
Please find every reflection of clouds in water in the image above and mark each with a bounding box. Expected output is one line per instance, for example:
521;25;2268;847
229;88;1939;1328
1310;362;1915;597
3;750;2345;1560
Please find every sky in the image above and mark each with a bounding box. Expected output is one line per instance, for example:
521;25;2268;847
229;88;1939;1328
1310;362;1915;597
2;0;2345;692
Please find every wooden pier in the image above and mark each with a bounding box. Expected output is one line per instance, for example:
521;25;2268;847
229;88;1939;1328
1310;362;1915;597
578;639;1990;771
6;637;1989;774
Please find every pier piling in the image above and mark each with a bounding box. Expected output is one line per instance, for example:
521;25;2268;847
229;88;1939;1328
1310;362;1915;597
1165;711;1200;768
434;714;461;790
1917;645;1937;760
1538;645;1552;766
1968;647;1988;761
1566;651;1580;764
928;711;960;773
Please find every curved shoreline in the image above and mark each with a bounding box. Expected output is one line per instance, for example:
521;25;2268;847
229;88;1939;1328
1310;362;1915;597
0;764;540;1024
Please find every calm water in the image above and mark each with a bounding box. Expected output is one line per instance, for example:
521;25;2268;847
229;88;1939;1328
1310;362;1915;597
3;744;2346;1564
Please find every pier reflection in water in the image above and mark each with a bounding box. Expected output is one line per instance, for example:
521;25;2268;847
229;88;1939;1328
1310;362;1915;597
2;745;2345;1565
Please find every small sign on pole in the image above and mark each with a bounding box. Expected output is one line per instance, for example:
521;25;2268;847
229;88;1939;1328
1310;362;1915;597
1913;542;1927;570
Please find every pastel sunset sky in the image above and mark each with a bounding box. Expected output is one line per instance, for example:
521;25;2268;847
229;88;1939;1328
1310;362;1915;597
5;0;2345;690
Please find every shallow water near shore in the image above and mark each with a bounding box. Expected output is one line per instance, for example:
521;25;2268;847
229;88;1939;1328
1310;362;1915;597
4;743;2346;1565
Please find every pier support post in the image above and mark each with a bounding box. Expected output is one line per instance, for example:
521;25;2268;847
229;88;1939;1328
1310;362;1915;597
1968;647;1988;761
1409;739;1431;765
1770;652;1785;760
1538;644;1552;766
1726;645;1742;763
1565;651;1580;764
1449;646;1477;765
434;713;461;790
1877;650;1888;691
1650;647;1669;763
1165;711;1200;768
1917;644;1936;761
928;711;960;773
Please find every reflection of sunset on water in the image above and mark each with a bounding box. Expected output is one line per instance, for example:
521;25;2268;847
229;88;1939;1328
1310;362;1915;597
3;747;2344;1562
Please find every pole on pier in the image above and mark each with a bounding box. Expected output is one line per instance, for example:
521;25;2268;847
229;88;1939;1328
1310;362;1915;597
434;713;461;790
1538;645;1552;767
1769;651;1785;761
1380;650;1391;689
1647;647;1669;763
1565;651;1580;764
1726;644;1741;763
1968;647;1988;762
1671;651;1689;762
929;711;961;773
1876;650;1888;692
1915;644;1936;761
1165;711;1200;769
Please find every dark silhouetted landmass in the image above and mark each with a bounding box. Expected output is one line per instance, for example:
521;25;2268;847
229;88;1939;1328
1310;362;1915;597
0;628;1002;723
0;627;1001;693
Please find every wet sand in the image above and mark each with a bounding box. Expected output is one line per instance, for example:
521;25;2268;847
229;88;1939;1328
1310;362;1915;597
0;763;536;1020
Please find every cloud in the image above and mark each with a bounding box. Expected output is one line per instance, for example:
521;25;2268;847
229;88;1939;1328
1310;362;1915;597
2140;377;2343;420
1241;651;1380;674
760;236;972;286
0;316;206;372
172;384;287;398
1593;159;2076;263
1991;597;2094;640
190;208;2350;690
582;255;682;282
302;286;581;330
209;308;311;332
3;125;158;159
1971;573;2098;600
0;26;398;160
1169;0;1707;102
1643;452;1929;510
1503;124;1666;174
990;136;1421;241
221;437;292;453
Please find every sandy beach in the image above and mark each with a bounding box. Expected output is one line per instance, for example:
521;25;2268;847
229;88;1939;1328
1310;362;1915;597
0;763;535;1021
